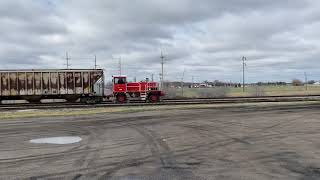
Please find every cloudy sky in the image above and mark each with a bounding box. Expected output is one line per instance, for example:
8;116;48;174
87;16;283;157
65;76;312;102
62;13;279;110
1;0;320;83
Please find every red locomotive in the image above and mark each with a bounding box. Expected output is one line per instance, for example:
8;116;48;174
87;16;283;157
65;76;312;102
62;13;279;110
112;75;165;103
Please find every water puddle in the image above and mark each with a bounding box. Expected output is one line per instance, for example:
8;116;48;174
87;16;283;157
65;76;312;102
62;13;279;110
30;136;82;145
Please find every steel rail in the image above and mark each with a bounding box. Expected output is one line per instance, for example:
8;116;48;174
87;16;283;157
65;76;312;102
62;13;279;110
1;95;320;111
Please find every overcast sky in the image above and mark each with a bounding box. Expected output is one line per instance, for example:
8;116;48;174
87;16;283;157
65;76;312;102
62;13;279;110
0;0;320;82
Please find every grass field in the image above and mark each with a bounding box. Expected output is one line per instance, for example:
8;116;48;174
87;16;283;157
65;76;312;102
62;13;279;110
165;85;320;98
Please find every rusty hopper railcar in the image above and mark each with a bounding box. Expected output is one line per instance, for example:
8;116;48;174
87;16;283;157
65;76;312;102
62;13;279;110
0;69;104;103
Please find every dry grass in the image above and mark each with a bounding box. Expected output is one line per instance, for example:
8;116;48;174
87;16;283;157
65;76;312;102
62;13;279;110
167;85;320;98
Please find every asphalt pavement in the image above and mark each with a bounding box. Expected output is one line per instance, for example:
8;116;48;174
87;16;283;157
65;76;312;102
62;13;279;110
1;105;320;179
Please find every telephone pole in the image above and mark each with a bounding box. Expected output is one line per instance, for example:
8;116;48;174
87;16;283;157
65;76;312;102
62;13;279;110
151;73;154;82
160;51;165;90
65;52;71;69
242;56;247;92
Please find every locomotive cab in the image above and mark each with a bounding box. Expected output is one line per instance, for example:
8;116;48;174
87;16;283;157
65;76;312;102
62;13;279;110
113;76;127;92
112;75;127;103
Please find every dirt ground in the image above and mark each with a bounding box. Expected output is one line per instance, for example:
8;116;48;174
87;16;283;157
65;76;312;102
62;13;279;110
1;104;320;180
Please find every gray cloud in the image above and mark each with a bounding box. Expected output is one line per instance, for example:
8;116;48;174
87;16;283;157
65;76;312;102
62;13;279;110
0;0;319;82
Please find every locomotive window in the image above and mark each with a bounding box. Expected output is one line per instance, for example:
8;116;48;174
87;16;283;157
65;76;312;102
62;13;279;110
114;77;126;84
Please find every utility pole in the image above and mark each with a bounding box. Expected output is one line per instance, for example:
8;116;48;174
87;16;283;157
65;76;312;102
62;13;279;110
94;55;98;69
191;76;194;88
112;56;122;75
118;57;122;75
304;72;308;91
181;68;186;97
65;52;71;69
242;56;247;92
151;73;154;82
160;51;165;90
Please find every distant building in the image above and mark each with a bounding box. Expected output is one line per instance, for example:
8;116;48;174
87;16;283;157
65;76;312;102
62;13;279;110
199;83;209;88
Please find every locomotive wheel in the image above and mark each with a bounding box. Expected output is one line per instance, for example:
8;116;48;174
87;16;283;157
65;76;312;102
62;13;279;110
117;94;126;103
149;95;159;103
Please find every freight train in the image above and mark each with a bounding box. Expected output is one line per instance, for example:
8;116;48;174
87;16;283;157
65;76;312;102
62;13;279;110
0;69;165;104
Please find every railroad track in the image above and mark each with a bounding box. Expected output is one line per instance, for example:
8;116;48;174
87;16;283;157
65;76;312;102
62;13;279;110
1;95;320;111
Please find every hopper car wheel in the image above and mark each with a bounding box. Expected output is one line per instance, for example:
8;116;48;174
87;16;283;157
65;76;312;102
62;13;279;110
80;97;99;104
66;99;78;103
149;95;159;103
27;99;41;104
117;94;126;104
